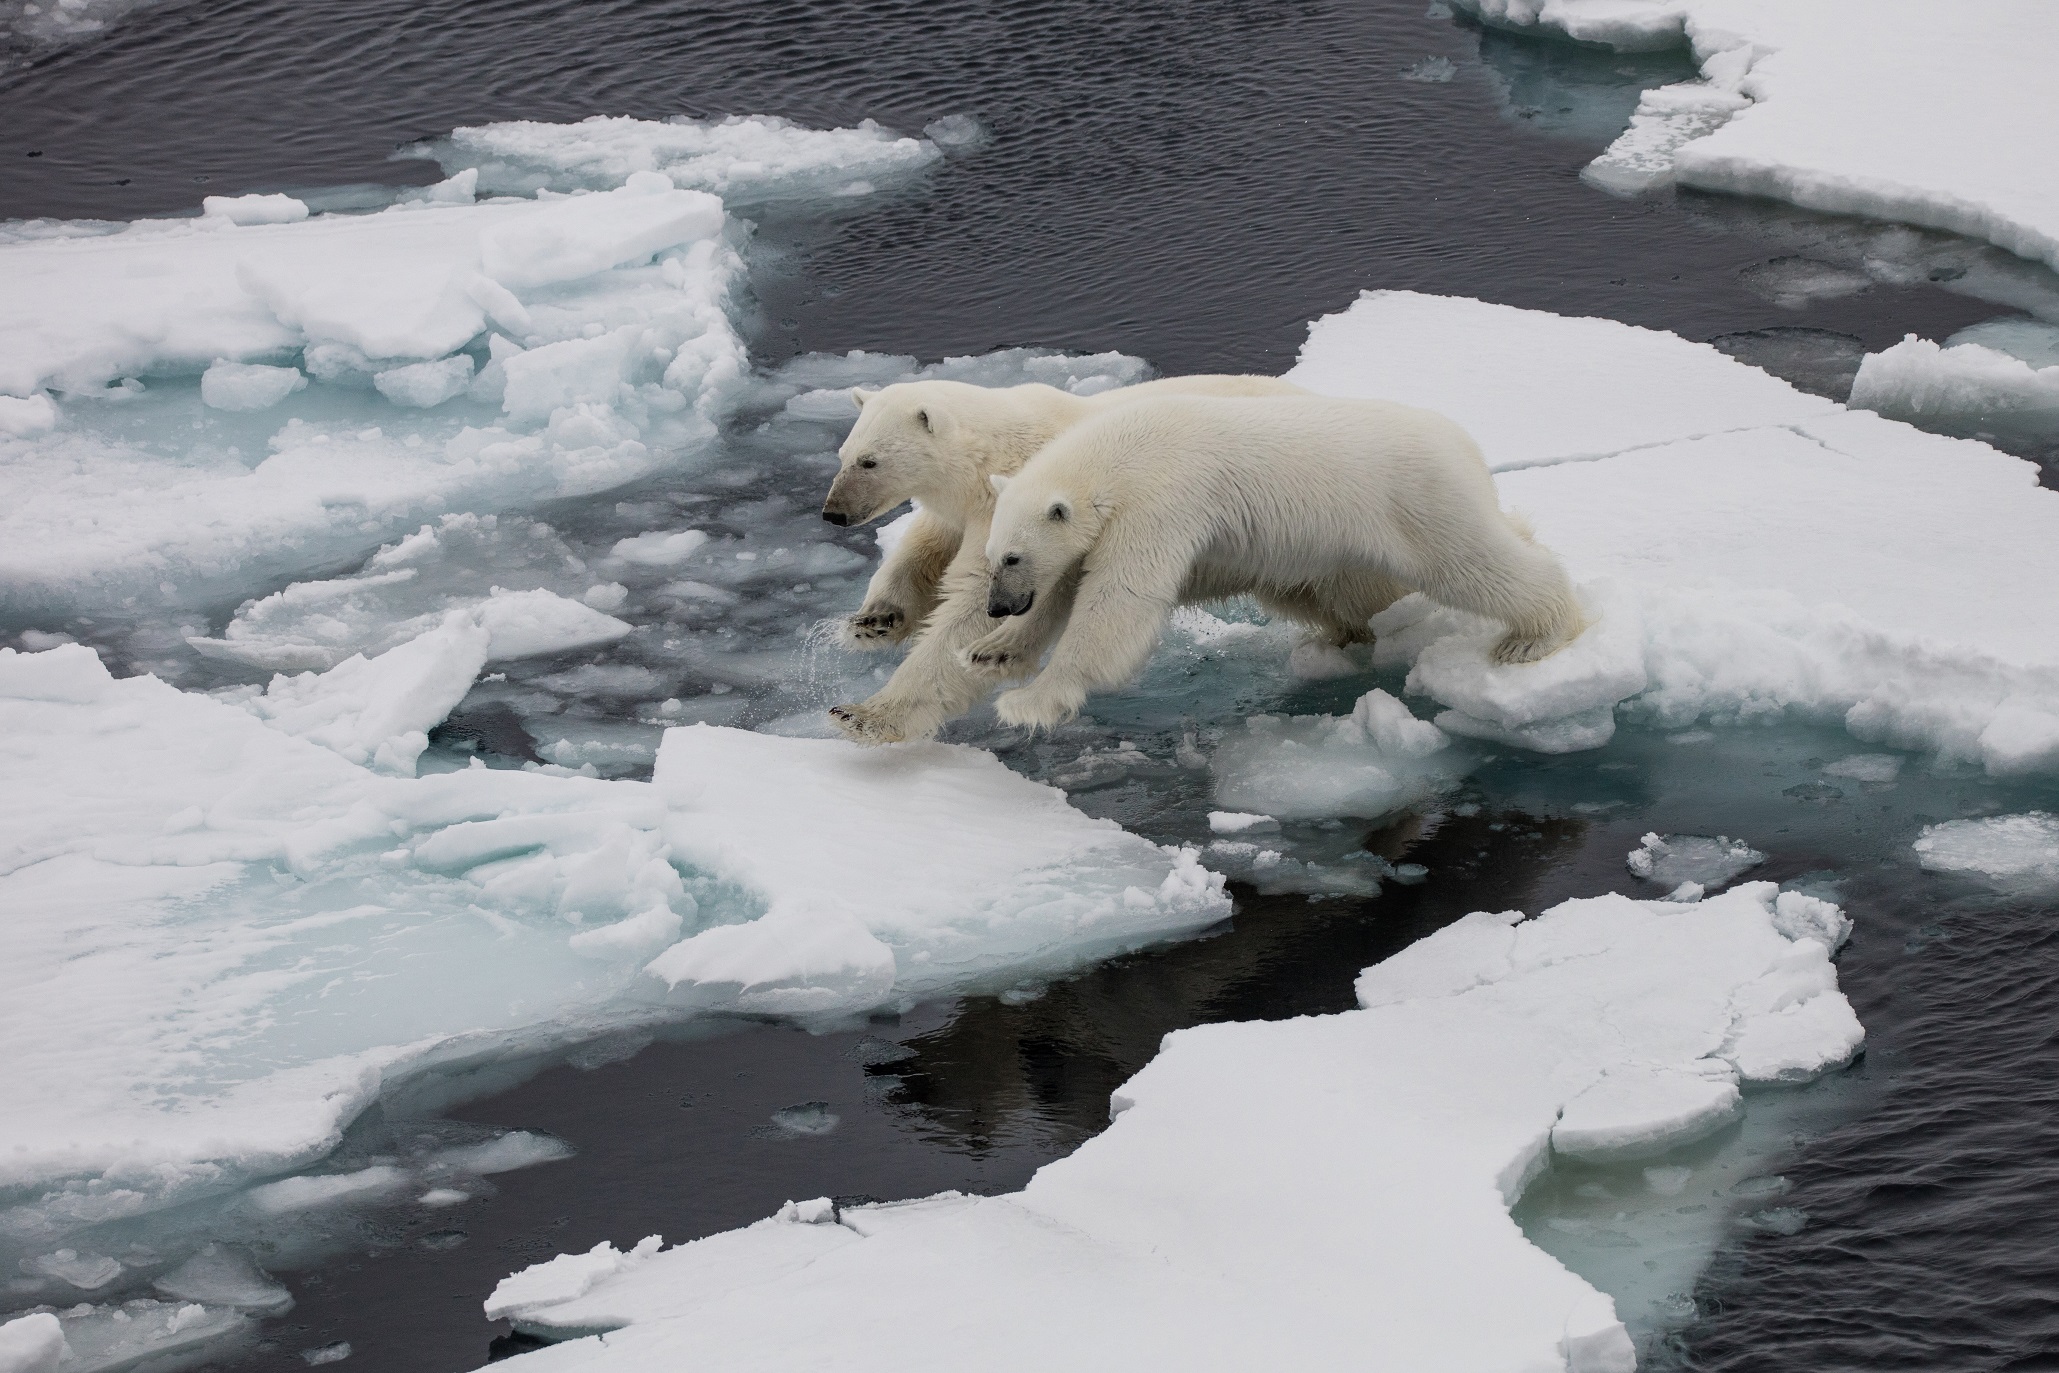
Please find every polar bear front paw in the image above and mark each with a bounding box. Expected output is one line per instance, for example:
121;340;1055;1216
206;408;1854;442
993;681;1084;732
828;701;909;744
841;603;909;648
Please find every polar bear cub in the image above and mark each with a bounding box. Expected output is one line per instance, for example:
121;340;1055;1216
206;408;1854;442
970;393;1584;732
822;373;1305;743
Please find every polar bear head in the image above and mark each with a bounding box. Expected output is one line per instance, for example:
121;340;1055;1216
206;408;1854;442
983;469;1106;617
821;381;976;527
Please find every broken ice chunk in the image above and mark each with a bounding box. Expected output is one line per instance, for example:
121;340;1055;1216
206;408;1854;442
767;1103;840;1137
1625;833;1765;892
153;1245;293;1315
199;360;308;411
778;1197;838;1223
610;529;710;566
1207;811;1278;834
431;1131;575;1176
1822;753;1901;783
244;1165;410;1215
0;393;59;437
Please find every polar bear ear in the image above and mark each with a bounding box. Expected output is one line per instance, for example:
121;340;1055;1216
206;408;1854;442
850;387;878;408
1046;499;1070;523
989;474;1012;496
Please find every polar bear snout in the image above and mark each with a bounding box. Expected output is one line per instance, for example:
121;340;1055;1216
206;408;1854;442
987;585;1034;618
820;507;850;526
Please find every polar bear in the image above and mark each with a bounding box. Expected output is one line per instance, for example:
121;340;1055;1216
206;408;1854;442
967;393;1584;732
822;374;1306;743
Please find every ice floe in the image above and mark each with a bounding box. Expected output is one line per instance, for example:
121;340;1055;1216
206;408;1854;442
479;881;1860;1373
1455;0;2059;277
407;113;943;201
0;642;1222;1266
1288;290;2059;775
1913;813;2059;889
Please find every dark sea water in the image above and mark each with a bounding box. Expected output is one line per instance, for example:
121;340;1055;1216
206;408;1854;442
6;2;2059;1370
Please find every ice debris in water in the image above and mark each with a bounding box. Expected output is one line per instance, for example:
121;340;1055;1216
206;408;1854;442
1626;833;1766;893
766;1103;840;1137
1822;753;1902;783
0;643;1223;1259
1459;1;2059;279
1913;813;2059;889
152;1246;293;1315
2;1300;250;1373
406;113;943;201
199;360;308;411
1288;291;2059;776
1211;688;1454;821
482;882;1861;1372
1402;55;1457;82
0;1313;67;1373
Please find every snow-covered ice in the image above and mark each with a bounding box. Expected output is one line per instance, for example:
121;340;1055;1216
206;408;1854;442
1285;291;2059;775
479;882;1860;1373
1454;0;2059;278
0;642;1222;1274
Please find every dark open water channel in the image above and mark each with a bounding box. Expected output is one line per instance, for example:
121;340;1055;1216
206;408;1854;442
7;1;2059;1369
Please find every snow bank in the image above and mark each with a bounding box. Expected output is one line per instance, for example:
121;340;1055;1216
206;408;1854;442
1456;0;2059;276
0;645;1221;1250
1287;291;2059;774
409;114;942;200
480;882;1860;1373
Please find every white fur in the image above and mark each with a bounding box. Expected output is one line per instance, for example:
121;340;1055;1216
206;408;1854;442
975;394;1585;731
822;374;1306;743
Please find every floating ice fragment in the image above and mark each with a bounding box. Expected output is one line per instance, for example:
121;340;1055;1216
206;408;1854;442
432;1132;575;1177
610;530;709;566
1625;833;1765;892
1211;693;1454;821
419;1189;470;1208
1949;318;2059;371
1207;811;1278;834
201;193;310;225
301;1340;352;1364
153;1245;293;1314
1285;639;1360;680
1643;1165;1693;1196
1913;813;2059;888
778;1198;837;1224
26;1248;122;1289
244;1165;410;1215
199;360;307;411
1822;753;1901;783
767;1103;840;1137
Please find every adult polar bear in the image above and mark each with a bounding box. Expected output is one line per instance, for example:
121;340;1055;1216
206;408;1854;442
970;393;1584;732
821;374;1308;743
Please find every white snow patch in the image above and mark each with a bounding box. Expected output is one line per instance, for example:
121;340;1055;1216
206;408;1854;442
481;882;1859;1372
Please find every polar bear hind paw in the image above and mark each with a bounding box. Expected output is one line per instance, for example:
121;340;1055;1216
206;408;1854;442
841;604;908;648
829;701;909;744
1490;629;1566;665
994;683;1083;732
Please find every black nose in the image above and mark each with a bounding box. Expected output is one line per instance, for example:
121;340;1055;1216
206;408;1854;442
988;590;1034;618
821;510;849;527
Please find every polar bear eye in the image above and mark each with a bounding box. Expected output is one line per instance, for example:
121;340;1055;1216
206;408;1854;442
858;459;878;470
1002;554;1022;567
